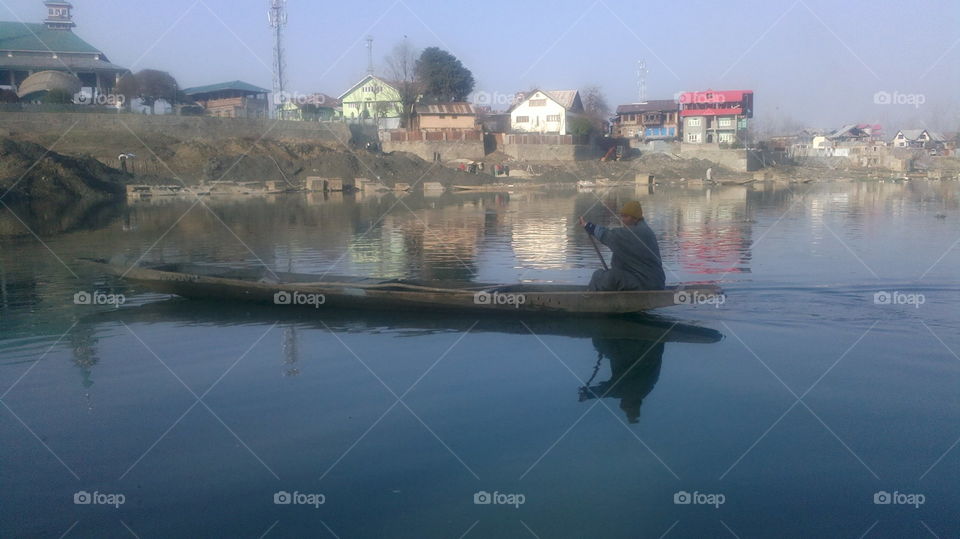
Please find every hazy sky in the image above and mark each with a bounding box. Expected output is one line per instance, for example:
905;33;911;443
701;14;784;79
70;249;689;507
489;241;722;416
2;0;958;132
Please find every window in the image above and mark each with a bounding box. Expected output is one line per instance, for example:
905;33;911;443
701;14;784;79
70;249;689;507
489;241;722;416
718;118;732;128
668;127;675;136
688;118;701;127
686;133;701;143
516;116;529;123
546;114;561;122
529;99;547;107
718;133;735;143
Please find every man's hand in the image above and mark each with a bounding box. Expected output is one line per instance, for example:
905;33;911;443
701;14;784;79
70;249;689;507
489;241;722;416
579;216;596;236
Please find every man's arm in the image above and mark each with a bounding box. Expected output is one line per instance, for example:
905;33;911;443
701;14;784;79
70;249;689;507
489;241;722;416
579;217;619;247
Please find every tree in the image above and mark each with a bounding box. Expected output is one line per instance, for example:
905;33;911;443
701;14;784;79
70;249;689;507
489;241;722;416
117;69;179;107
581;85;609;133
385;39;423;128
415;47;474;102
43;88;74;104
568;117;595;137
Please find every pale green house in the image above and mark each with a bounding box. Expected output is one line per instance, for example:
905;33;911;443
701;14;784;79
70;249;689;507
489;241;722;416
338;75;402;128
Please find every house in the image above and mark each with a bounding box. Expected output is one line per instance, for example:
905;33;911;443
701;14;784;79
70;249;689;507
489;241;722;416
182;81;270;119
509;89;584;135
411;102;478;131
679;90;753;145
828;124;881;143
613;100;679;140
0;1;127;99
281;93;341;121
338;74;403;128
892;129;946;150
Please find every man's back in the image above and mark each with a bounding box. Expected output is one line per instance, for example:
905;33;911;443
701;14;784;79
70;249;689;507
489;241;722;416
595;220;666;290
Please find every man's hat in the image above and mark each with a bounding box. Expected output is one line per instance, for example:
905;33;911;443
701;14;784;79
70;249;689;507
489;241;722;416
620;201;643;219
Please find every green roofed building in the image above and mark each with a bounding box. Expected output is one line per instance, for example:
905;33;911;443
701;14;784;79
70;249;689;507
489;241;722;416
0;2;127;97
182;81;270;119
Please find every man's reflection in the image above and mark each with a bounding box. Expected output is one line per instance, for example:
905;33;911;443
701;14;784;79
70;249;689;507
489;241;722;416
579;338;664;424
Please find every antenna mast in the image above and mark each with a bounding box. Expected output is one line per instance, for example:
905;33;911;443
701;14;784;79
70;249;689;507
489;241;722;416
636;59;647;103
365;35;374;75
269;0;288;119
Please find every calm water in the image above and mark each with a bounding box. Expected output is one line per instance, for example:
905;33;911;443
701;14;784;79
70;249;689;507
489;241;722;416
1;181;959;538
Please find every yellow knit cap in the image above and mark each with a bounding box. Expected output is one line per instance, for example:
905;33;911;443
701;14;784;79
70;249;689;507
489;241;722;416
620;201;644;219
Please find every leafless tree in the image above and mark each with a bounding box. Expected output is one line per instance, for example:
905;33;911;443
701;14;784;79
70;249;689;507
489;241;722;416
581;85;610;132
384;39;422;128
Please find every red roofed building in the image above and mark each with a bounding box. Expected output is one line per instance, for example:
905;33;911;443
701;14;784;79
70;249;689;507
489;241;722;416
679;90;753;145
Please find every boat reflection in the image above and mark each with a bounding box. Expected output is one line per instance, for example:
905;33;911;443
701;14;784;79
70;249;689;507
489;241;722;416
78;300;722;419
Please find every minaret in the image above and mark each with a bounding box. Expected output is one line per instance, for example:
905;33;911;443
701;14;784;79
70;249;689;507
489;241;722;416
44;1;76;30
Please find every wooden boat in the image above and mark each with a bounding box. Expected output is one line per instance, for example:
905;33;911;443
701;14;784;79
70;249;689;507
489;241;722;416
79;260;723;316
86;297;723;343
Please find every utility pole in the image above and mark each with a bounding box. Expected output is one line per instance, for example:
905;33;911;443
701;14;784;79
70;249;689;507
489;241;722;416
636;59;647;103
269;0;288;119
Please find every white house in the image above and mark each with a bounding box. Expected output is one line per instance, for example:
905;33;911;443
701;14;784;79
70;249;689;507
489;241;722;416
509;89;584;135
892;129;944;149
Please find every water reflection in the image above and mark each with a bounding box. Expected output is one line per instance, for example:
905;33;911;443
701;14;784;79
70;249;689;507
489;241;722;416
579;338;665;424
2;180;958;338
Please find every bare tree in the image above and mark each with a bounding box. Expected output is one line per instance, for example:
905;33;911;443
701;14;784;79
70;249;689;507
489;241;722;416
581;85;610;132
384;39;422;129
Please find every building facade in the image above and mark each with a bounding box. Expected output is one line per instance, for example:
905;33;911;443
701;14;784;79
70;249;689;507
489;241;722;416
509;89;584;135
613;100;679;139
411;103;478;131
679;90;753;145
182;81;270;119
0;1;127;99
338;75;402;128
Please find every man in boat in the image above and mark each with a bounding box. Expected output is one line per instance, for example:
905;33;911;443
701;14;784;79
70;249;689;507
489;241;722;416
579;201;666;291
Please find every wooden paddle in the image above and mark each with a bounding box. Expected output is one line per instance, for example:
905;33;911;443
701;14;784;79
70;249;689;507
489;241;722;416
579;216;609;270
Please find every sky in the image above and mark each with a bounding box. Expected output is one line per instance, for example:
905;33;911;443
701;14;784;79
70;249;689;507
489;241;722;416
2;0;959;133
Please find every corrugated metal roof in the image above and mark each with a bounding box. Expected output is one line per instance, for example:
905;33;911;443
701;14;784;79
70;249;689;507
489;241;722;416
0;54;126;73
616;100;677;114
0;22;101;54
183;80;270;96
414;102;476;115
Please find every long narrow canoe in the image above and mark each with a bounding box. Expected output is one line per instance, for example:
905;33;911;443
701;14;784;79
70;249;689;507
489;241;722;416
86;298;724;343
79;260;723;316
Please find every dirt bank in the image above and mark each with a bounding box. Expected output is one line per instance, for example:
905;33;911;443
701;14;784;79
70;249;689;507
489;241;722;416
0;138;129;204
